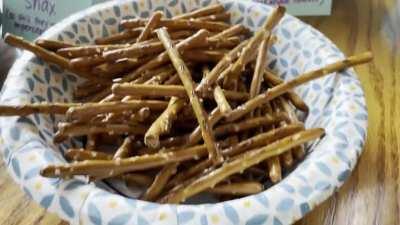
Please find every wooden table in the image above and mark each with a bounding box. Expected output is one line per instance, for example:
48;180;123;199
0;0;399;224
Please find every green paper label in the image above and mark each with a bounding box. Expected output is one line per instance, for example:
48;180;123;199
1;0;104;40
252;0;332;16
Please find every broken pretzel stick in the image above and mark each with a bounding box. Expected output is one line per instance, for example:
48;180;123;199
136;11;164;43
145;97;185;148
226;52;373;122
213;85;232;114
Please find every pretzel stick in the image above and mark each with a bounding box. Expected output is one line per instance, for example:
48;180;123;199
196;12;231;22
57;45;129;58
73;84;105;99
263;69;309;112
173;4;225;20
86;134;97;150
213;86;232;114
278;97;306;159
218;135;240;149
226;52;373;122
112;84;249;101
222;122;305;156
164;73;180;85
261;100;282;182
65;149;113;161
137;11;164;42
121;29;209;83
0;102;79;116
40;144;209;177
207;182;263;195
272;99;294;168
70;55;106;68
267;157;282;183
133;65;176;84
54;122;148;143
224;30;269;88
103;31;197;61
224;6;285;86
196;40;249;91
123;18;230;31
184;108;223;146
66;100;168;121
144;69;176;85
160;128;324;203
166;124;302;188
113;137;133;159
214;113;288;137
249;35;270;98
203;36;241;49
103;41;172;61
95;28;143;45
142;163;178;201
4;33;112;85
121;173;153;187
181;50;225;62
119;4;225;29
209;24;250;40
145;97;185;148
156;27;223;164
129;107;151;123
35;39;74;51
93;56;153;78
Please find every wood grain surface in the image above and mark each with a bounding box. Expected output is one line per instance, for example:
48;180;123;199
0;0;399;224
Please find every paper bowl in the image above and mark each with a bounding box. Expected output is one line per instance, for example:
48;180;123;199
0;0;367;224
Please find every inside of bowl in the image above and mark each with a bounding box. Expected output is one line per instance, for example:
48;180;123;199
0;0;365;207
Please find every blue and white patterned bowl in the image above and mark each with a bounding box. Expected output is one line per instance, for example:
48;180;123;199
0;0;367;224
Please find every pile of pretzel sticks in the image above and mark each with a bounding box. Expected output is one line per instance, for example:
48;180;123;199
1;4;372;203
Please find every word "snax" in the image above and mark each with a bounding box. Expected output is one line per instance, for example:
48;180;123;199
25;0;56;16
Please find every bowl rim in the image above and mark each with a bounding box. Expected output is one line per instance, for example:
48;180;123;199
1;0;368;224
